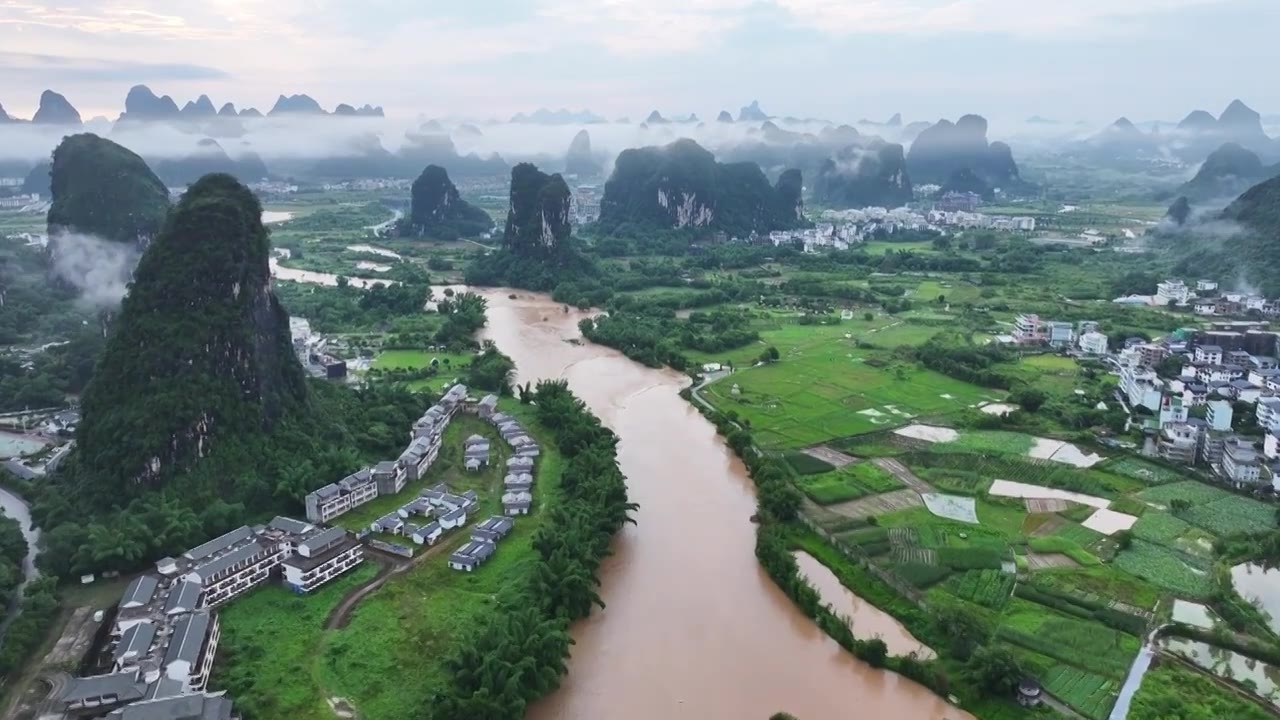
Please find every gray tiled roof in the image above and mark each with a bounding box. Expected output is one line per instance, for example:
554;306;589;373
60;670;147;705
113;622;157;666
299;527;346;556
413;521;442;538
183;526;253;562
267;516;312;536
165;580;203;615
120;575;159;608
189;542;264;583
106;692;235;720
163;611;212;669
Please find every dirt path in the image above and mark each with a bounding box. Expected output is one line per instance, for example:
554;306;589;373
325;539;460;630
803;445;858;468
872;457;935;494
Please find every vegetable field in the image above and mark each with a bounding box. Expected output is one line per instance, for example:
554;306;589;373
1043;666;1118;720
1113;540;1212;598
944;569;1015;609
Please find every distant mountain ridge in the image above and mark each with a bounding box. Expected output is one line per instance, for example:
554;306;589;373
509;108;606;125
1175;142;1280;202
906;114;1023;189
117;85;383;122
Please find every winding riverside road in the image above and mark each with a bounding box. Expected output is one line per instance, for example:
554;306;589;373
469;289;972;720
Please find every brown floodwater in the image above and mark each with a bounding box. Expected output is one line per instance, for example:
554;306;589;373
792;551;935;660
469;288;971;720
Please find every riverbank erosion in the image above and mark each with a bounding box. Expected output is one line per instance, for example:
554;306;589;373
473;289;969;720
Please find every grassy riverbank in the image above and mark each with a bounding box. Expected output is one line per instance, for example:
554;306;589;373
213;402;564;720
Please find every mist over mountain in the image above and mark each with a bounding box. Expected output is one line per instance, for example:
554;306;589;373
813;140;912;209
151;138;269;186
1163;174;1280;297
739;101;769;123
906;114;1023;190
0;104;13;124
1175;142;1279;203
565;130;602;177
510;109;606;125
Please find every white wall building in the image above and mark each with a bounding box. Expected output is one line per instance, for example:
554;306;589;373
1206;399;1235;432
1078;331;1108;355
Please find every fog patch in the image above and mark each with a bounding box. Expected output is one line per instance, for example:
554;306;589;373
49;232;139;308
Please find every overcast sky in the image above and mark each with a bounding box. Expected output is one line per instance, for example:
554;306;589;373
1;0;1277;125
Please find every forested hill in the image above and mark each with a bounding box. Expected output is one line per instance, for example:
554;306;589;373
74;173;308;501
1175;143;1278;202
1167;174;1280;296
598;139;807;237
46;133;170;244
402;164;493;240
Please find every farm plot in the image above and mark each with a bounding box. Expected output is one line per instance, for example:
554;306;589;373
997;599;1140;679
823;488;922;520
1137;480;1230;508
1024;552;1079;570
944;569;1015;609
1131;512;1194;546
1113;539;1212;598
1105;457;1184;485
921;493;978;524
704;352;996;448
795;462;905;505
801;445;858;468
1042;666;1119;720
1182;495;1278;536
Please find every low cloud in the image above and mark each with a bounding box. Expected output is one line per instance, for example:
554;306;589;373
49;231;139;308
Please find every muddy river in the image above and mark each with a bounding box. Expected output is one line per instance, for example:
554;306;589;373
468;289;969;720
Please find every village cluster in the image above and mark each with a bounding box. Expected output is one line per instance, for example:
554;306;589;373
1010;283;1280;491
759;201;1036;252
54;385;539;719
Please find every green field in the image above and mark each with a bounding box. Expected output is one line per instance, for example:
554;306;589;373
1113;540;1212;599
1129;661;1275;720
795;462;904;505
703;348;999;448
214;404;562;720
372;349;476;371
1042;666;1119;720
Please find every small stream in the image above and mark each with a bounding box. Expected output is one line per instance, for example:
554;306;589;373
0;485;40;642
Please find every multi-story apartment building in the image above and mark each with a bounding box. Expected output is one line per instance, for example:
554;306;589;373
1222;439;1263;487
186;536;286;607
162;611;220;694
1078;331;1109;355
1206;399;1235;432
1157;423;1200;465
281;527;364;593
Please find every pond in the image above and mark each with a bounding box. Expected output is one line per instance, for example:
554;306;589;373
1162;637;1280;707
1231;563;1280;634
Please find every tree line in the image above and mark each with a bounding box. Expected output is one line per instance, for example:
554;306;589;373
434;380;636;718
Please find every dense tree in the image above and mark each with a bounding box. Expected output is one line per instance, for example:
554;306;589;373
46;133;169;244
964;645;1023;697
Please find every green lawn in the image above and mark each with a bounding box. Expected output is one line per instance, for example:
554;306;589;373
372;349;476;371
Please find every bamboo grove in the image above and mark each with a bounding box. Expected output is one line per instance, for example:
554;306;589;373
434;380;637;719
